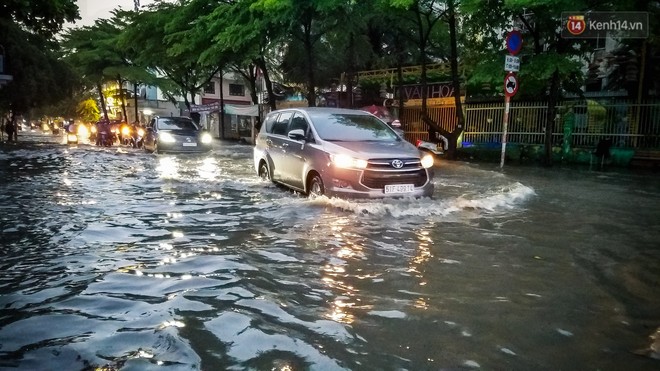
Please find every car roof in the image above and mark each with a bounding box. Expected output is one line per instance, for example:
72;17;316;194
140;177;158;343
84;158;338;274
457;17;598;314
269;107;371;116
155;116;193;120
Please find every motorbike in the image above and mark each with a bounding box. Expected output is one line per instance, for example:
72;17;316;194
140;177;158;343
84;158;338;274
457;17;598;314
130;127;145;148
415;131;448;156
89;125;98;143
96;123;113;147
121;125;132;146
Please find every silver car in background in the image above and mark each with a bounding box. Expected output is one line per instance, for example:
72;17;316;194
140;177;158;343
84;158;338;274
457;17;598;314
253;107;435;198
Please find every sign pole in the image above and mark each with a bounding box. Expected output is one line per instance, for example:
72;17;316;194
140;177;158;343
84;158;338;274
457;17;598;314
501;30;522;169
500;95;510;168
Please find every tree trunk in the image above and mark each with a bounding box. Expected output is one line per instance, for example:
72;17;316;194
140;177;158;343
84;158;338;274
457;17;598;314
247;65;259;105
254;57;277;112
544;69;560;166
97;82;109;120
118;76;128;122
133;83;139;124
397;60;404;118
219;71;225;139
305;33;316;107
446;0;464;160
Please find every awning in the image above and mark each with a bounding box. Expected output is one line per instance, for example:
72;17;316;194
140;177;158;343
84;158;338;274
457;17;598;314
224;104;259;116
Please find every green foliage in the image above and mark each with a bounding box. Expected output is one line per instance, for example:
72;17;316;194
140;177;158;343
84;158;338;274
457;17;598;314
0;20;79;115
77;98;100;122
1;0;79;37
118;1;220;108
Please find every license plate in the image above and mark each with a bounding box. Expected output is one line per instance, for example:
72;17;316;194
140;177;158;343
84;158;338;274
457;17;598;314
384;184;414;194
182;142;197;147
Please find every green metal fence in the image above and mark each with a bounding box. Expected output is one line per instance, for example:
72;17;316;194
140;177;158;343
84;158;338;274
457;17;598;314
402;99;660;149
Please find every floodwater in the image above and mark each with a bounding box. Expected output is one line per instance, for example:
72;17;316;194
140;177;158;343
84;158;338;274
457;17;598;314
1;132;659;371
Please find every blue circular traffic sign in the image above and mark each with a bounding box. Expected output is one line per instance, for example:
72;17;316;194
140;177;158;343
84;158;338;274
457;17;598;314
506;30;523;56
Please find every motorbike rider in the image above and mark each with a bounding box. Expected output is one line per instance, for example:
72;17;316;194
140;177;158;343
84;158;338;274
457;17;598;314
96;118;111;146
130;120;145;148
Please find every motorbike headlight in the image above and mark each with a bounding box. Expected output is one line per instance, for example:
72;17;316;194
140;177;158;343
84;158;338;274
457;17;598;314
331;154;368;169
159;132;176;143
421;154;435;169
137;128;145;137
67;134;78;141
121;127;130;136
77;125;89;137
200;132;212;144
91;126;97;133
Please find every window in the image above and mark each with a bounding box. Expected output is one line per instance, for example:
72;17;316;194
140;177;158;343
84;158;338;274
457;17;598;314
157;117;198;130
271;112;292;136
204;82;216;95
288;113;309;134
229;83;245;96
264;114;278;133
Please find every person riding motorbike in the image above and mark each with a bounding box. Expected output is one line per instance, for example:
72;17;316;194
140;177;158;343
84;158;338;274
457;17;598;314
96;119;112;146
130;121;145;148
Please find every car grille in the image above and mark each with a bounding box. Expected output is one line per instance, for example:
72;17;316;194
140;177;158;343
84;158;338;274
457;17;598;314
361;158;429;188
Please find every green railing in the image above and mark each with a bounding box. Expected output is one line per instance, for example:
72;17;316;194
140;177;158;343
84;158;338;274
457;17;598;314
401;99;660;149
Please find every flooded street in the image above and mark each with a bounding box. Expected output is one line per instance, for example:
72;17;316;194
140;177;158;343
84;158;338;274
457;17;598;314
1;132;659;370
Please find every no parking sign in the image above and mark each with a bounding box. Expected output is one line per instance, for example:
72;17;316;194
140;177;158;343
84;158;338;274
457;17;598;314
504;72;519;97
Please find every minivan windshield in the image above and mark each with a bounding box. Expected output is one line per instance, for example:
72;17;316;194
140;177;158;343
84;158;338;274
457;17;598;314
310;113;399;142
157;117;198;130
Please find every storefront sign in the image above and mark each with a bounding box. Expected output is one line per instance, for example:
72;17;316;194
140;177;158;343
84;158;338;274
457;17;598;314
402;82;456;100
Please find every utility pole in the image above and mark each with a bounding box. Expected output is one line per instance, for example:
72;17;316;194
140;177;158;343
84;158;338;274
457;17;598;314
134;0;140;11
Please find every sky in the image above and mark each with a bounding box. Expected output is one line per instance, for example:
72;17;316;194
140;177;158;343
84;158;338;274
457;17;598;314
75;0;156;27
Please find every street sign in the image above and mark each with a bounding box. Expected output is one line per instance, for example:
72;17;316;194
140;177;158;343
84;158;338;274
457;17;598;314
504;72;519;97
504;55;520;72
506;30;523;56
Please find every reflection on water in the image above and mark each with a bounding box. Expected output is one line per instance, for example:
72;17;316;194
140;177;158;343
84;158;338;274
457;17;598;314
1;133;659;370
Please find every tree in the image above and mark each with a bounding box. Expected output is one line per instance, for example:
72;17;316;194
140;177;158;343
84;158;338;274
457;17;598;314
63;24;121;120
1;0;79;37
0;0;80;140
77;98;100;123
0;20;79;136
463;0;595;165
253;0;350;107
389;0;466;157
191;0;288;111
119;1;220;112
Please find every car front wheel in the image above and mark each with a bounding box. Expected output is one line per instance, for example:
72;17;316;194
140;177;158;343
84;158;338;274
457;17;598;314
258;161;271;181
308;173;324;197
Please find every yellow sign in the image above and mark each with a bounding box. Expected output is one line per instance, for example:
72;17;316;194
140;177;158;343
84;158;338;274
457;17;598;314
404;97;465;107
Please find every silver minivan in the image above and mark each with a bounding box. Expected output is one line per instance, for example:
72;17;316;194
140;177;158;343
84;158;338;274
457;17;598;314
253;107;435;198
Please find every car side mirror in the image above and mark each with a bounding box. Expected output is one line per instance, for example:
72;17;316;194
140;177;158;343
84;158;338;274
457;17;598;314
288;129;306;141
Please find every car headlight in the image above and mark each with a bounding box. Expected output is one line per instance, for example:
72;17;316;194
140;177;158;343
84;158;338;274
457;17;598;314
331;154;368;169
421;154;435;168
159;132;176;143
200;132;212;144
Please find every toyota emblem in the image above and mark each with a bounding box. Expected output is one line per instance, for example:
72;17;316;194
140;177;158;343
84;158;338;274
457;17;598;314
186;137;191;142
391;159;404;169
